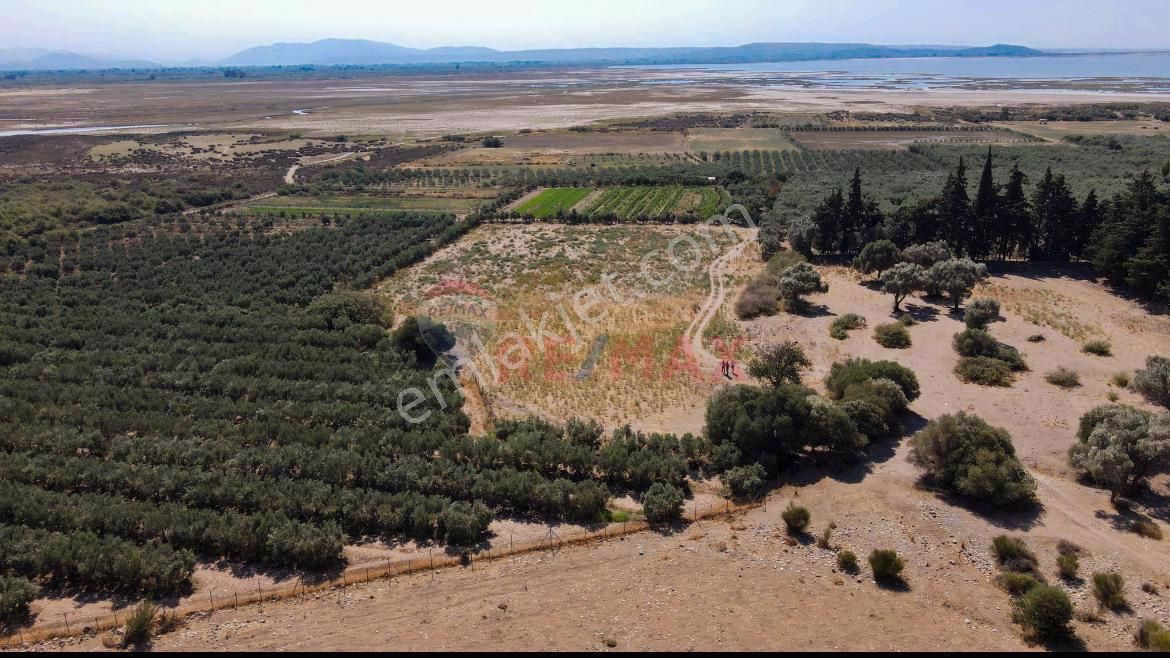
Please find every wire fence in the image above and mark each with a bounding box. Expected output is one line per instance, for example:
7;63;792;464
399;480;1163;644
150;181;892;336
1;495;762;649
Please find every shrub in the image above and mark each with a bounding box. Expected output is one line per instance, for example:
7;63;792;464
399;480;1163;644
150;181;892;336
873;322;911;349
964;298;1001;329
955;356;1015;386
1092;572;1127;611
781;503;810;534
992;535;1036;564
1131;356;1170;408
734;278;779;319
910;413;1037;507
1026;333;1046;343
837;549;859;573
721;464;767;498
642;482;685;524
829;313;866;340
952;328;999;358
997;571;1042;595
825;357;921;402
1130;518;1163;540
1057;553;1079;580
1082;340;1112;356
122;600;158;647
1045;368;1081;389
897;313;917;326
817;524;835;549
1111;371;1131;388
1013;585;1074;642
1136;619;1170;651
439;501;493;546
0;575;38;623
868;549;905;582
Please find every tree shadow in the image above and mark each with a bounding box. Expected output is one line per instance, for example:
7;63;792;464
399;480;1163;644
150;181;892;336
899;303;941;323
922;484;1047;531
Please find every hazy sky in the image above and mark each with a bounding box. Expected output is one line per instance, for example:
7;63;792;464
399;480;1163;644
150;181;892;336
4;0;1169;62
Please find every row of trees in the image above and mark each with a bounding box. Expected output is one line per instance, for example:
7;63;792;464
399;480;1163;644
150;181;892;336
794;157;1170;300
798;153;1104;262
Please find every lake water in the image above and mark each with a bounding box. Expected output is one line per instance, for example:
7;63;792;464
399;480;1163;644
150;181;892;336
628;52;1170;92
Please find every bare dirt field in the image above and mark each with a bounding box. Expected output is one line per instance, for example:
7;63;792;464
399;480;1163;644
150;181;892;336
790;129;1034;151
995;119;1169;141
4;69;1170;139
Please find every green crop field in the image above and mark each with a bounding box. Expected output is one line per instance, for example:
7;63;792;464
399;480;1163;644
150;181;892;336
583;186;727;221
515;187;592;218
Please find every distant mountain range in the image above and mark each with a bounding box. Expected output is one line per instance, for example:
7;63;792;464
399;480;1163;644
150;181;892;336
0;40;1049;71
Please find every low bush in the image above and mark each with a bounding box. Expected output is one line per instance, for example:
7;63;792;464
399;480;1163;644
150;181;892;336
817;524;835;549
868;549;905;583
1130;518;1163;540
992;535;1039;573
1026;333;1046;343
955;356;1015;386
1136;619;1170;651
837;549;859;573
829;313;866;340
953;328;999;358
825;358;921;402
122;600;158;647
1082;340;1112;357
642;482;685;524
997;571;1042;595
1111;371;1131;388
1013;585;1074;642
0;575;38;623
964;298;1001;329
734;279;779;319
1092;572;1127;611
782;503;810;534
1057;553;1080;580
1045;368;1082;389
874;322;911;349
721;464;767;498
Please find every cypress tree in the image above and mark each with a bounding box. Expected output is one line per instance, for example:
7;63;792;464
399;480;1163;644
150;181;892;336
939;157;973;255
971;148;998;260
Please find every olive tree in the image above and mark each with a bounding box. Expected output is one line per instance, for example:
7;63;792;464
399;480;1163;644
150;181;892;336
748;340;811;387
777;262;827;311
909;412;1037;507
926;258;990;310
1068;404;1170;501
901;240;950;267
879;262;926;312
853;240;902;279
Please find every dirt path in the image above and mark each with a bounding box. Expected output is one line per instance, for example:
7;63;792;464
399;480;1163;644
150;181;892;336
683;233;752;374
283;164;299;185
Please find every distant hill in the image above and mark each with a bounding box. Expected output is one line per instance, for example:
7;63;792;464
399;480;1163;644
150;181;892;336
0;49;158;70
221;39;1044;67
